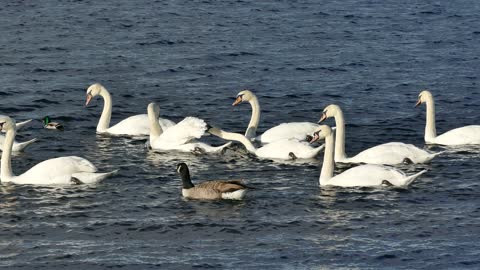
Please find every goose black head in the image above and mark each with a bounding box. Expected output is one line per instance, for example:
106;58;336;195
176;163;194;189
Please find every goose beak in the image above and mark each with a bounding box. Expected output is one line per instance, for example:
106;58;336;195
318;112;327;123
232;96;242;106
415;99;422;107
85;94;93;106
309;132;320;144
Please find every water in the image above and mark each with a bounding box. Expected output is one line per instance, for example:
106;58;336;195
1;0;480;269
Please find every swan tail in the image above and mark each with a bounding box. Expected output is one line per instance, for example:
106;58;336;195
16;119;33;130
12;138;38;152
212;141;233;153
402;170;427;187
308;144;325;158
73;169;119;184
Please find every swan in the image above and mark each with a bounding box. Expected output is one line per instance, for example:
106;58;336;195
318;104;442;165
0;115;117;185
416;90;480;145
208;126;324;160
85;83;175;136
233;90;319;143
147;103;231;153
311;125;426;187
0;120;36;152
176;163;252;200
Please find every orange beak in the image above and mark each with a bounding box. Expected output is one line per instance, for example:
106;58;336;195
232;96;242;106
415;98;422;107
318;112;327;123
85;94;93;106
309;132;320;144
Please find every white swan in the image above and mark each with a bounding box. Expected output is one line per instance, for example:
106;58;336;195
86;83;175;136
311;125;426;187
148;103;231;153
0;115;117;185
233;90;319;143
416;90;480;145
208;126;324;160
0;119;36;152
319;104;441;165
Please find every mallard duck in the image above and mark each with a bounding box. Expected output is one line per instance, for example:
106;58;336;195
43;116;64;131
176;163;252;200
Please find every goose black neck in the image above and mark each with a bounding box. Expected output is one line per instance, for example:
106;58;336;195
180;167;194;189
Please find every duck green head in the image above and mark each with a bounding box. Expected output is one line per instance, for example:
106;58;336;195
43;116;50;125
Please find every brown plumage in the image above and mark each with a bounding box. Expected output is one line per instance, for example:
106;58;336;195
176;163;252;200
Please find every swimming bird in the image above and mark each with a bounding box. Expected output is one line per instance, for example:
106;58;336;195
85;83;175;136
310;125;427;187
233;90;319;144
176;163;251;200
0;115;117;185
42;116;64;130
416;90;480;145
318;104;442;164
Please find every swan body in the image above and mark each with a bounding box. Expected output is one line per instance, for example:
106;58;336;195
233;90;319;143
0;119;37;152
86;83;175;136
319;104;441;165
147;103;231;153
311;125;426;187
0;115;117;185
416;90;480;145
208;127;324;160
177;163;251;200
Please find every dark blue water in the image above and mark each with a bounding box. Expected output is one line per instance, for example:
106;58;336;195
1;0;480;269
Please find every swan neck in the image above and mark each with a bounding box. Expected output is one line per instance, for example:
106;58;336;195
1;129;15;180
320;133;335;185
333;110;347;160
425;97;436;141
212;129;257;153
245;95;260;140
148;109;163;139
97;89;112;132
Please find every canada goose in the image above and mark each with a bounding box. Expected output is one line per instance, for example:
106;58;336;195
176;163;252;200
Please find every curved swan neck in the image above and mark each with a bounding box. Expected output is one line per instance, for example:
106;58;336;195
210;128;257;153
333;109;347;161
148;107;163;139
320;133;335;185
97;88;112;132
424;96;436;141
1;128;15;180
245;95;260;140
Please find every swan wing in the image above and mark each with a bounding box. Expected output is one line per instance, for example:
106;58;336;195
257;122;319;144
326;164;407;187
433;125;480;145
107;114;174;136
255;139;322;159
154;117;206;146
349;142;435;165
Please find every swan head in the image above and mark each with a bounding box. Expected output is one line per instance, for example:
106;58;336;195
86;83;106;106
318;104;341;123
309;125;332;143
416;90;433;107
232;90;255;106
147;102;160;118
0;115;16;132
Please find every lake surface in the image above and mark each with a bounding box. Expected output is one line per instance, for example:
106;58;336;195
1;0;480;269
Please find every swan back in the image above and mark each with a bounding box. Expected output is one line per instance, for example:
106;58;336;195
152;117;206;147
